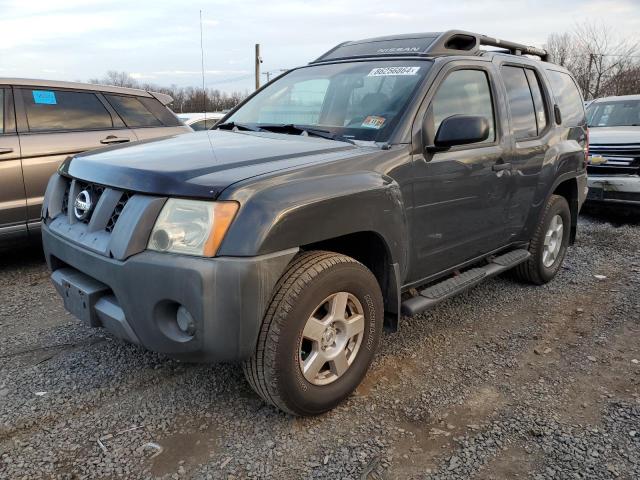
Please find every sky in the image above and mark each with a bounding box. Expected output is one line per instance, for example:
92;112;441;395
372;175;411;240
1;0;639;92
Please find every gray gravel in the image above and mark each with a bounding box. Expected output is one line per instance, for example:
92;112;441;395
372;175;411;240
1;211;639;480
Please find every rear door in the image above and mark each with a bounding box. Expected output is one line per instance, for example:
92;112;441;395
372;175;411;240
103;94;188;140
15;87;136;224
0;87;27;236
497;63;550;240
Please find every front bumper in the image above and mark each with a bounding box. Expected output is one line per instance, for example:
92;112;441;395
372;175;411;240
587;175;640;206
42;224;297;362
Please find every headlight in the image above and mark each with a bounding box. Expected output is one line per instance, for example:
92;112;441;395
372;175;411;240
147;199;238;257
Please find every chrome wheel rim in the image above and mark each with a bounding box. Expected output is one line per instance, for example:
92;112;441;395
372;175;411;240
298;292;365;386
542;214;564;268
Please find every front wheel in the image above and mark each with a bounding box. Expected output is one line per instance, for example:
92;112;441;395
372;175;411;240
514;194;571;284
242;251;383;416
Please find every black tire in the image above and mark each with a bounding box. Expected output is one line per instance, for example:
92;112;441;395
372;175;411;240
242;250;383;416
514;194;571;285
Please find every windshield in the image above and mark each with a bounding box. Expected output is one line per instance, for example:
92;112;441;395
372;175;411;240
587;100;640;127
223;60;431;142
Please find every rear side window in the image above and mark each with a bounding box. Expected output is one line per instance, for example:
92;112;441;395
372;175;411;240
547;70;585;126
21;89;113;132
105;95;163;127
525;69;548;133
432;69;495;143
501;66;537;139
138;97;181;126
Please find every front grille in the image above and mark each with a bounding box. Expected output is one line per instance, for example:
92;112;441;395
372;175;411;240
58;178;132;233
61;182;71;215
588;143;640;175
75;182;105;224
106;192;131;233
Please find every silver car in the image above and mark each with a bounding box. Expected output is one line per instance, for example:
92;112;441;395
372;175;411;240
0;78;192;243
177;112;225;131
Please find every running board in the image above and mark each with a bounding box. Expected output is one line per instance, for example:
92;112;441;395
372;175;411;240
401;249;530;316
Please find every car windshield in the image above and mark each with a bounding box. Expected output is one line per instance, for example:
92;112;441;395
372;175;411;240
222;60;432;142
587;100;640;127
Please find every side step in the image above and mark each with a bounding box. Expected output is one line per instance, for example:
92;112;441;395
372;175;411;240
401;249;530;316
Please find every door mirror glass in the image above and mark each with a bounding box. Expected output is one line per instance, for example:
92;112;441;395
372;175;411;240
432;114;490;149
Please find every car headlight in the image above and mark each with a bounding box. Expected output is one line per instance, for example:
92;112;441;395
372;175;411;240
147;199;238;257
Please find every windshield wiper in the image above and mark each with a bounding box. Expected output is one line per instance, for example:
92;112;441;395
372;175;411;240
257;124;356;145
216;121;262;132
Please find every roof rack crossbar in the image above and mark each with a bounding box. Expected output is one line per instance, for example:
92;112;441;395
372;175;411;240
476;34;548;62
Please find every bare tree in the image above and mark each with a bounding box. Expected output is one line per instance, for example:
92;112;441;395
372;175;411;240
574;23;638;99
545;23;640;99
89;71;140;89
88;71;248;113
545;32;574;67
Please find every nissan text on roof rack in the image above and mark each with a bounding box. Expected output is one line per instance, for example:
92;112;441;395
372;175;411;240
0;78;191;245
41;31;588;415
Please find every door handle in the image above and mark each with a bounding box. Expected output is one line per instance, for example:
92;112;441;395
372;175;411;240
100;136;131;145
492;162;512;172
0;147;14;154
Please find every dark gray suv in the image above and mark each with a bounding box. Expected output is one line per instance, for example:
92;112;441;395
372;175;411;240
0;79;191;243
41;31;588;415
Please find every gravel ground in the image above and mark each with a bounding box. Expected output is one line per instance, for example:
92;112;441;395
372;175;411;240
0;210;638;480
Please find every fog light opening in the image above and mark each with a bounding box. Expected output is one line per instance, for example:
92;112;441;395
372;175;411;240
176;306;196;336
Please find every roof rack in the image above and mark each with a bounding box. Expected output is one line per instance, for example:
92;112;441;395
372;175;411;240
311;30;549;64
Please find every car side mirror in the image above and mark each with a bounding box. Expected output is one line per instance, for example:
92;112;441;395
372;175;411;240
427;115;490;151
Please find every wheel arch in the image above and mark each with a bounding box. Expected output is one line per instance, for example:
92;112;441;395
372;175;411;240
301;230;401;331
551;175;579;244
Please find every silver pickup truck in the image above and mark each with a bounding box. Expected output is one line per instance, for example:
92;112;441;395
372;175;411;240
586;95;640;206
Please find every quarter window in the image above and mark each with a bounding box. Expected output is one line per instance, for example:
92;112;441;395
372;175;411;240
105;95;163;128
547;70;585;126
432;69;495;144
21;89;113;132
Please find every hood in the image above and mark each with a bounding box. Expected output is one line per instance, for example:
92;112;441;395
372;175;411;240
589;126;640;145
62;130;356;198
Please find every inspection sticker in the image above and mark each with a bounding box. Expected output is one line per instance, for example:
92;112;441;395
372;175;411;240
32;90;57;105
362;115;386;129
367;66;420;77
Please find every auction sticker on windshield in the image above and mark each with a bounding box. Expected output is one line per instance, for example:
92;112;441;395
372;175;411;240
368;66;420;77
362;116;386;129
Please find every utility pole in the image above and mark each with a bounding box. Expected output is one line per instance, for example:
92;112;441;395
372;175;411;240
255;44;262;91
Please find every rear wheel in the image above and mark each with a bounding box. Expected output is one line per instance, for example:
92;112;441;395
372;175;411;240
242;251;383;416
514;194;571;284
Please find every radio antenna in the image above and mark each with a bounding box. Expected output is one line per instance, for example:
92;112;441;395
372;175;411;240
200;10;207;121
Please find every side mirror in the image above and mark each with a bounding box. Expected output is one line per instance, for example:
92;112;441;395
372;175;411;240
428;115;490;151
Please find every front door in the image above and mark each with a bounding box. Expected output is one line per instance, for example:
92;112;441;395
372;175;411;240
409;65;511;282
0;87;26;236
